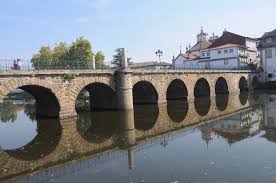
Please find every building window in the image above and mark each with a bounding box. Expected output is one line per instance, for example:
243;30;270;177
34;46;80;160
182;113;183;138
224;50;228;54
207;52;210;57
230;49;233;53
202;52;205;57
268;73;273;78
218;50;222;54
224;59;228;65
266;48;273;58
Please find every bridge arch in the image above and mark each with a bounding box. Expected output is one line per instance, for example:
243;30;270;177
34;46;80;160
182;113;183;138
5;118;62;161
75;82;116;112
166;79;188;101
0;80;63;118
239;76;248;92
215;77;229;94
133;81;158;104
194;78;210;97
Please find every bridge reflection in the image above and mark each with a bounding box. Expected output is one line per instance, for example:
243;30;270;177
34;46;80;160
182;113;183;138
1;92;276;182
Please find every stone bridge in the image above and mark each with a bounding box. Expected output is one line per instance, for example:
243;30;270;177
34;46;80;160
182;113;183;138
0;93;264;182
0;69;258;119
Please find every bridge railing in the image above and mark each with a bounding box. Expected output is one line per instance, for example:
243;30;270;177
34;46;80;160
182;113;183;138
0;59;108;71
0;59;257;71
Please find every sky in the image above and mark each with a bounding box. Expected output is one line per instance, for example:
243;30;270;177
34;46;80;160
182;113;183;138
0;0;276;64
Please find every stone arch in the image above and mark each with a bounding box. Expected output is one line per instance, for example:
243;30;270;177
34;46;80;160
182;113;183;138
0;80;63;118
166;79;188;100
194;78;210;97
75;82;116;112
239;76;248;92
215;77;229;94
133;81;158;104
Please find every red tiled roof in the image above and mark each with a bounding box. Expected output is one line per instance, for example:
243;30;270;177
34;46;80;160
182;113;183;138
189;41;211;52
208;31;246;49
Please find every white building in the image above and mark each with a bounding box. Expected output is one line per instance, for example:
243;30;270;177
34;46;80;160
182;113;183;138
173;29;259;70
259;29;276;84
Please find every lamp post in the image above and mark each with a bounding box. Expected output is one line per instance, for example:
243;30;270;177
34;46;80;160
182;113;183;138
155;49;163;63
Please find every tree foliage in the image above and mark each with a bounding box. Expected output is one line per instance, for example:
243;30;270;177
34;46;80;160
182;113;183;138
111;48;131;69
31;37;106;69
95;51;106;69
0;100;17;123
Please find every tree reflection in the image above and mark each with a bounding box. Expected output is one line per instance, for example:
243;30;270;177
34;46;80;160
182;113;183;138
24;104;36;121
0;101;17;123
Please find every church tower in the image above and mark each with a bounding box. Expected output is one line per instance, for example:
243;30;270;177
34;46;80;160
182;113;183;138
197;27;208;43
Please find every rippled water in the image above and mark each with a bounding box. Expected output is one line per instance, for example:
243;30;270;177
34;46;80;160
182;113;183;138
1;92;276;183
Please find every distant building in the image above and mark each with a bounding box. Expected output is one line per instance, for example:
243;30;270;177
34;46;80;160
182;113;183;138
258;29;276;84
129;61;171;70
173;28;260;70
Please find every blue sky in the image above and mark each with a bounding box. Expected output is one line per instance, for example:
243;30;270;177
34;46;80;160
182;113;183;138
1;0;276;64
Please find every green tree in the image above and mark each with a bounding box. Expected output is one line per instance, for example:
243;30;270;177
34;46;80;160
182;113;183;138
31;46;53;69
53;42;69;61
111;48;131;69
95;51;106;69
68;37;93;62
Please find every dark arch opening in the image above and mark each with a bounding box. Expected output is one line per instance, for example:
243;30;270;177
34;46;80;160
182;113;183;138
239;92;248;105
5;118;62;161
77;111;120;144
4;85;60;119
133;81;158;105
215;77;229;94
194;78;210;98
252;76;259;89
76;83;116;112
216;94;229;111
166;79;188;101
194;97;211;116
167;100;189;123
239;77;248;92
134;105;159;131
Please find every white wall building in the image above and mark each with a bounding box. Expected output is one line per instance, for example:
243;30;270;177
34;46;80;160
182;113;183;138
259;29;276;84
173;29;259;70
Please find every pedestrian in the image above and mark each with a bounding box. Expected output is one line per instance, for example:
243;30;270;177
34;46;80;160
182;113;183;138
13;59;18;70
17;59;22;70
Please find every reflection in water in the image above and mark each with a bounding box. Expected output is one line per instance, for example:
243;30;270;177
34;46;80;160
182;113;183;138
5;93;276;183
167;100;188;123
6;118;62;161
77;111;120;144
216;94;229;111
0;101;18;122
134;104;159;131
239;92;248;105
194;96;211;116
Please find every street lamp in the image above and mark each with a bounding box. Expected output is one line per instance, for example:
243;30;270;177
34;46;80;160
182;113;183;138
155;49;163;63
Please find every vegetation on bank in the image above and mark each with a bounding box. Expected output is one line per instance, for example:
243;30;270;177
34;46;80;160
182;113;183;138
31;37;106;69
